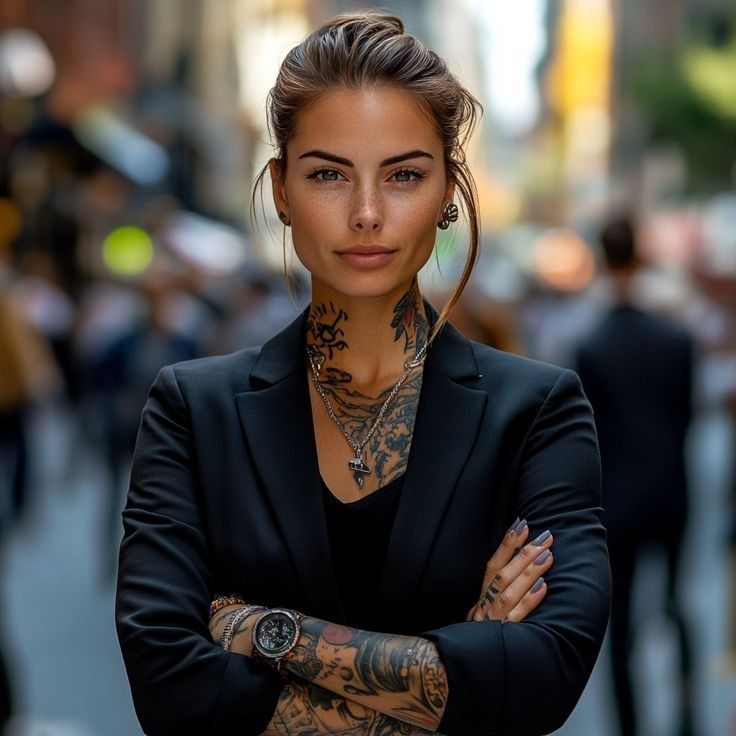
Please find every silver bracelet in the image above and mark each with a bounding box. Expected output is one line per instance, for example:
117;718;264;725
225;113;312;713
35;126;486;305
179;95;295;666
220;605;266;652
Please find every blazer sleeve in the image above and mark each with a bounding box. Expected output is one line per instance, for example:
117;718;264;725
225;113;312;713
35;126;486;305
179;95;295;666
423;368;611;736
115;365;284;736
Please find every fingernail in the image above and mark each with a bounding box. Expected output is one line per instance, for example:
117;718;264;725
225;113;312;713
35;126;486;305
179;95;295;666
532;530;551;546
531;577;545;593
507;517;520;534
512;518;527;536
534;549;552;565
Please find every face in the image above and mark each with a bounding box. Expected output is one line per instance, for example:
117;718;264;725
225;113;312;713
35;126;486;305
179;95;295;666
270;85;454;300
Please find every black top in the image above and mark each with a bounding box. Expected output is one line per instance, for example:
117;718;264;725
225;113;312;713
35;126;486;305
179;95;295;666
322;474;404;630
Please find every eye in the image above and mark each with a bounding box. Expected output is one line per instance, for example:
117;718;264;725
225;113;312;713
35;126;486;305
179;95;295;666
305;168;343;183
391;168;427;184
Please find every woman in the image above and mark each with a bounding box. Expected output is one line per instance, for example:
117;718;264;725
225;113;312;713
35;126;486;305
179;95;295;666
116;12;610;736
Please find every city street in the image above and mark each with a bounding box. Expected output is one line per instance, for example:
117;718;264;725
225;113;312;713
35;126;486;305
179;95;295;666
1;401;734;736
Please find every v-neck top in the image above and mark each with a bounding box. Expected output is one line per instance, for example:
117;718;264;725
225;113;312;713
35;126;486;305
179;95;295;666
322;474;405;630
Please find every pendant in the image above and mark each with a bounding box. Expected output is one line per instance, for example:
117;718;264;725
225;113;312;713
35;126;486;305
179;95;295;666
348;455;371;487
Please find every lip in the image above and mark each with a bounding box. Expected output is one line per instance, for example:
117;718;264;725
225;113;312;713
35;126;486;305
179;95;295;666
335;244;398;269
335;244;396;255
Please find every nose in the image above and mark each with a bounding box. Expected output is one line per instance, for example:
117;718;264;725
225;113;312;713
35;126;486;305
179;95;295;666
349;184;383;233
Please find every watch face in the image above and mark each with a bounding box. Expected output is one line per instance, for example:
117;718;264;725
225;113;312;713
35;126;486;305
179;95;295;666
255;611;297;657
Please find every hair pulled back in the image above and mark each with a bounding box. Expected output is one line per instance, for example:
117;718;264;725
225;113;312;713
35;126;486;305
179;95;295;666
254;10;483;338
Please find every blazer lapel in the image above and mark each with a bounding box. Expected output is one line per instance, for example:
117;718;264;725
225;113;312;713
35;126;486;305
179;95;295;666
376;320;487;631
235;310;344;622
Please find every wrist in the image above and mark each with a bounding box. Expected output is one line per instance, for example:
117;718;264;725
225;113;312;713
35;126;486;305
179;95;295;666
251;607;304;675
217;605;266;655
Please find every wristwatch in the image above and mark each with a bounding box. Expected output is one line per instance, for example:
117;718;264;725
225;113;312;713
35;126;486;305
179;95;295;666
252;608;304;674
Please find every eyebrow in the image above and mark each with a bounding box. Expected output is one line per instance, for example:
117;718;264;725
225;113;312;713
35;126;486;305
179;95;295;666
297;149;434;167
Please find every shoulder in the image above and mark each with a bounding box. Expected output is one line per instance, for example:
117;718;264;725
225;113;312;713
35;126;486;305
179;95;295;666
467;339;582;408
158;346;263;398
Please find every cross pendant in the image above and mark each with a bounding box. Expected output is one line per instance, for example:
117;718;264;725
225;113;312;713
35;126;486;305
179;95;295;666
348;456;371;487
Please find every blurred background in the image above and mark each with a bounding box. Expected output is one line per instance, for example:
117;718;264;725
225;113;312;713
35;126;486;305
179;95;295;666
0;0;735;734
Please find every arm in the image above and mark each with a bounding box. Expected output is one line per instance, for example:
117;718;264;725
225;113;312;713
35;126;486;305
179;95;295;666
422;369;611;736
115;366;284;736
210;605;445;731
210;523;553;734
267;680;438;736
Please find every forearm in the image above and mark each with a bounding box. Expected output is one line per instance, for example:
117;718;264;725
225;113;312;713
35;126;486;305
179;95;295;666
283;617;447;731
211;606;446;730
263;679;439;736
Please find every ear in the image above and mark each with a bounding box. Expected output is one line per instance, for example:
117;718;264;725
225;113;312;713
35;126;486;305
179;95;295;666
443;177;456;205
268;158;289;220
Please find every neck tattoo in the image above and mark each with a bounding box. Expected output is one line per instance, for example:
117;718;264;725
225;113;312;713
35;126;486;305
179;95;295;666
306;286;429;487
307;342;427;486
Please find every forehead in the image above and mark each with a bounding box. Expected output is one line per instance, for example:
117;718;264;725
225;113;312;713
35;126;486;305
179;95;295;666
288;86;442;161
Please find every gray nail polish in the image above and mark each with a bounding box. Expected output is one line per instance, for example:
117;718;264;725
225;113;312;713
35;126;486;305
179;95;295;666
512;518;528;536
531;577;545;593
507;517;520;534
534;549;551;565
532;530;551;546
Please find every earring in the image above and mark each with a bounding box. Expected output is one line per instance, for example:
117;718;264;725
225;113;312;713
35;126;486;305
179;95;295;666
437;202;459;230
278;211;290;226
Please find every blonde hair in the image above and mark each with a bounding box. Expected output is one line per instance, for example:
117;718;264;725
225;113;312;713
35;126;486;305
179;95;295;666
253;10;482;340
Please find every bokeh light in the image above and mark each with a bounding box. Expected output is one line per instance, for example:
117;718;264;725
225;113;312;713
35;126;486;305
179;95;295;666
532;227;596;291
102;226;154;276
0;28;56;97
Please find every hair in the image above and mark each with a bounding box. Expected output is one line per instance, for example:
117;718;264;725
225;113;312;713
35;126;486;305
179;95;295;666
252;10;483;341
599;216;636;271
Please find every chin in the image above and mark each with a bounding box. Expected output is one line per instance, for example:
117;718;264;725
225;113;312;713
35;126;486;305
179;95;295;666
317;272;417;301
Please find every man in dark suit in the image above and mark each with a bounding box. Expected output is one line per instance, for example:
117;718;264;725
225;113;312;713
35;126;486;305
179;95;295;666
575;217;696;736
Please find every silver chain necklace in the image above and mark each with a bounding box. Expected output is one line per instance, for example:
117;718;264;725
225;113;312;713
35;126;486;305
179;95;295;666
307;342;428;487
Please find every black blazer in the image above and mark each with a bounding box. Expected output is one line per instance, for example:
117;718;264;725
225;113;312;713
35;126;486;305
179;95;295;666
116;308;611;736
575;305;693;538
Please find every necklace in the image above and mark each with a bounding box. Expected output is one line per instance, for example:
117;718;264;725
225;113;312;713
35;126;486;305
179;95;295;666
307;342;428;487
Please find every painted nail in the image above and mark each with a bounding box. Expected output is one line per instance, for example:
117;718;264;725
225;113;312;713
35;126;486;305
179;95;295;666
531;577;545;593
507;517;520;534
512;518;528;536
534;549;552;566
532;530;551;546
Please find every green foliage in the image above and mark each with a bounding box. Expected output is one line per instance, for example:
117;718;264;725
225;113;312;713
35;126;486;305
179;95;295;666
626;41;736;192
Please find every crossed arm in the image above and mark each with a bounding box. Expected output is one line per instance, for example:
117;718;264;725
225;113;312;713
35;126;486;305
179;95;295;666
209;521;552;735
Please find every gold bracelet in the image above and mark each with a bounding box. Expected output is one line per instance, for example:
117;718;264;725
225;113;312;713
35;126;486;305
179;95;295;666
209;593;246;619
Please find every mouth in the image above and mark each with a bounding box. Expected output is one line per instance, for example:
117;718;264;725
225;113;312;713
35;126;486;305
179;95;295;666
335;245;398;269
335;244;397;255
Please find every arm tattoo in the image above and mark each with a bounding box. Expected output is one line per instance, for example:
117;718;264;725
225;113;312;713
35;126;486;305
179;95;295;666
269;680;439;736
284;619;448;730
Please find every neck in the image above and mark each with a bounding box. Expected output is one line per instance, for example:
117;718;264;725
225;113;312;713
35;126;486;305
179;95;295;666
609;269;635;305
306;279;429;391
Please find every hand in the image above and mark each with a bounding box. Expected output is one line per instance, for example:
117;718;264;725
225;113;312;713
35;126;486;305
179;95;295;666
466;518;553;623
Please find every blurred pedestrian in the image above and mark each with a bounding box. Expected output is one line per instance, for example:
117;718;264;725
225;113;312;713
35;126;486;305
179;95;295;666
0;261;60;730
95;267;199;581
575;216;696;736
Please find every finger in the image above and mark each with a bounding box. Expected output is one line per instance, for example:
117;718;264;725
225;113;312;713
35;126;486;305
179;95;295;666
505;577;547;623
488;529;553;600
499;548;554;613
474;538;554;620
479;518;530;594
